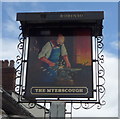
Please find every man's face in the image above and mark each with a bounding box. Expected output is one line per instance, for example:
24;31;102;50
57;34;65;45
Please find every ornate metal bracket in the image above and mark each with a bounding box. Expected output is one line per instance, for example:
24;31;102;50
15;28;105;110
96;36;106;109
15;26;26;101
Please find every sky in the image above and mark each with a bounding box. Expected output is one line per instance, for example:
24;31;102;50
1;1;119;118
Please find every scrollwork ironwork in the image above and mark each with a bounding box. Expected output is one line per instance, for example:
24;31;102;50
96;35;106;109
72;102;82;110
81;103;96;109
15;26;105;113
15;26;25;97
28;103;37;109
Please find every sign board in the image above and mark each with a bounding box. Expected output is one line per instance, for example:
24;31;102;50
16;12;104;100
24;28;93;99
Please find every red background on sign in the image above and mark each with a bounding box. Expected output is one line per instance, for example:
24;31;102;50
73;29;92;66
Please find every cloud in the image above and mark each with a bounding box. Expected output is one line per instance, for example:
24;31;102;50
110;40;120;50
2;5;20;38
3;20;20;36
104;51;118;108
4;5;17;21
1;38;18;61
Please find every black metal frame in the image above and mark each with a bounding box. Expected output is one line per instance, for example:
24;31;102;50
15;25;105;110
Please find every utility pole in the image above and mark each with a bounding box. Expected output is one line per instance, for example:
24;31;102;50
50;101;65;118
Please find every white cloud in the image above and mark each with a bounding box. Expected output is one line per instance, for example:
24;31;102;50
2;5;20;37
104;51;118;109
4;6;17;21
110;40;120;50
3;20;20;35
1;38;18;61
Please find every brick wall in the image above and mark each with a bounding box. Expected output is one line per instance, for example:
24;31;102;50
0;60;16;94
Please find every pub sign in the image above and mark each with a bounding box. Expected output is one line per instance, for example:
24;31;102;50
16;11;104;100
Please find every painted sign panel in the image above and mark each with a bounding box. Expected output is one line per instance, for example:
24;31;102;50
24;28;93;99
